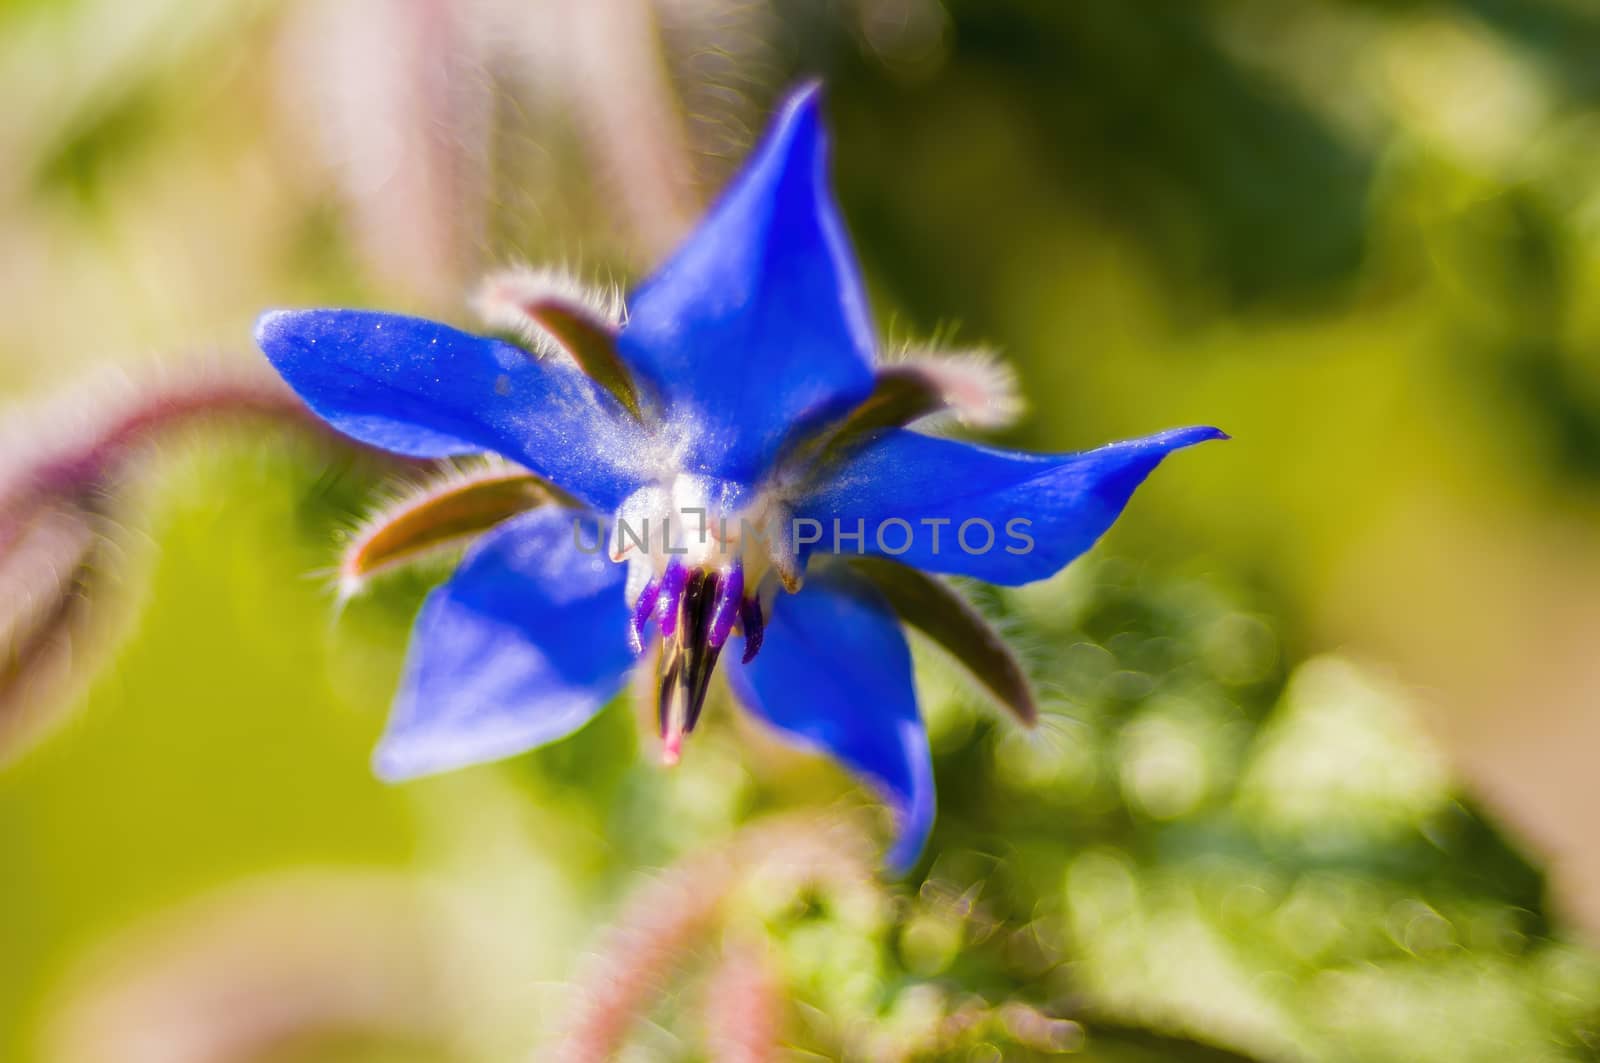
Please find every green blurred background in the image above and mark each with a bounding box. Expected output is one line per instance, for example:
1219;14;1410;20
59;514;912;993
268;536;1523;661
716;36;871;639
5;0;1600;1058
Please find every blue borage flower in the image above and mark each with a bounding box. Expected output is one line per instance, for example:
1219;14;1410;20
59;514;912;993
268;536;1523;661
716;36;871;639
255;84;1224;872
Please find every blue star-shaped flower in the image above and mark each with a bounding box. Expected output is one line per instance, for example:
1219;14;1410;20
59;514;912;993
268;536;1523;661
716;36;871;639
256;84;1223;872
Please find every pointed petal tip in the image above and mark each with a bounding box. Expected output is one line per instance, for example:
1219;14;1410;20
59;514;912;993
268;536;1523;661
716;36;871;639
251;307;359;365
1119;423;1229;458
884;851;917;878
884;774;935;875
252;308;296;352
883;779;935;876
884;823;929;877
253;307;438;353
370;731;521;784
762;79;828;161
780;78;825;116
1170;424;1229;447
371;742;421;784
370;718;469;783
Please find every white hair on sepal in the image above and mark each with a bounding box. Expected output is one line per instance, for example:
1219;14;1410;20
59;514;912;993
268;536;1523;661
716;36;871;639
334;455;542;602
471;264;628;361
886;343;1026;431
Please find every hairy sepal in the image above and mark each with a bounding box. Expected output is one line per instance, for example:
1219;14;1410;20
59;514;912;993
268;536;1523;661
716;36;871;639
847;556;1036;725
339;462;564;597
473;266;642;418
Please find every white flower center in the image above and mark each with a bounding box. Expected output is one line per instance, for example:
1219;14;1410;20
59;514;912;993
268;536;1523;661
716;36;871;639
609;474;790;763
609;473;785;604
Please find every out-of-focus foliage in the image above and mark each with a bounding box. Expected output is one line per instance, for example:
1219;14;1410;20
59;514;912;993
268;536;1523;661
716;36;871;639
6;0;1600;1060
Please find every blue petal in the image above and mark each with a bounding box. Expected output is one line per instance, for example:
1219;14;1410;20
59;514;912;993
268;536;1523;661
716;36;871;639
256;308;650;510
796;425;1227;585
374;507;635;780
619;84;877;485
726;569;934;873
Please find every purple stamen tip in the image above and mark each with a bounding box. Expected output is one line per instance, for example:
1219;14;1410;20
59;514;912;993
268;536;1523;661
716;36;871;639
656;560;688;640
706;562;745;650
629;576;662;653
739;595;765;664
